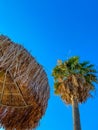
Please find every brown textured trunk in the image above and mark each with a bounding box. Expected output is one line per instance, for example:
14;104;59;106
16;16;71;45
72;98;81;130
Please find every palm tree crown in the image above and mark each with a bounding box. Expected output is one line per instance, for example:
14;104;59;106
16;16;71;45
52;56;98;104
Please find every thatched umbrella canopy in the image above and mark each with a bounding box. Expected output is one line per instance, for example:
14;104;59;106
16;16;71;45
0;35;50;130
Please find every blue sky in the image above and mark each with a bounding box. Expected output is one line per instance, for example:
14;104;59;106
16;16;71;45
0;0;98;130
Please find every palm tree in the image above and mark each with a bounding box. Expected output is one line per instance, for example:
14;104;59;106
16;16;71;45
52;56;98;130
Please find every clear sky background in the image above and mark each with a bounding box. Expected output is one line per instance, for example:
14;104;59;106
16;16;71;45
0;0;98;130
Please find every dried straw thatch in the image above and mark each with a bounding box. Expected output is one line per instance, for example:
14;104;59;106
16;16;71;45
0;35;50;130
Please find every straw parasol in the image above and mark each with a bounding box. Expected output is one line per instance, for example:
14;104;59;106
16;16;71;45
0;35;50;130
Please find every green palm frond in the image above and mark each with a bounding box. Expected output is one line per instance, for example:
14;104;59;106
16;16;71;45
66;56;79;65
65;56;79;73
85;74;98;83
80;61;90;67
76;61;97;75
52;62;69;80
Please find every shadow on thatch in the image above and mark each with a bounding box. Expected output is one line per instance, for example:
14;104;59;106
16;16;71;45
0;35;50;130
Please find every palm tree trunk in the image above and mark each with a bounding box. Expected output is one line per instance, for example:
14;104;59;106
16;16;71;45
72;98;81;130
